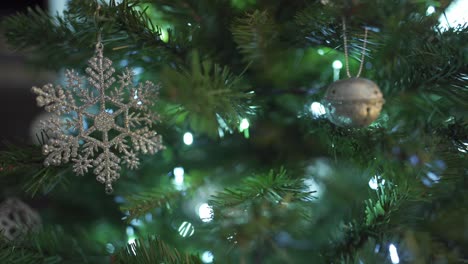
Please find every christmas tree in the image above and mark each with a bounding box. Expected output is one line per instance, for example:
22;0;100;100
0;0;467;263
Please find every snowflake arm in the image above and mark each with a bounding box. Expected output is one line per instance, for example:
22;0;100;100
32;84;77;114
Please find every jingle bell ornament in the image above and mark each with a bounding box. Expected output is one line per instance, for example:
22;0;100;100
322;18;385;127
322;78;384;127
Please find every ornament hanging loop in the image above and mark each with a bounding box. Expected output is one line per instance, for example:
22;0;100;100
341;17;369;78
96;30;104;51
94;3;104;52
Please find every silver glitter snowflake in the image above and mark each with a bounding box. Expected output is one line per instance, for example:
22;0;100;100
32;43;164;193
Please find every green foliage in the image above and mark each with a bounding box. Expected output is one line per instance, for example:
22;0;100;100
210;169;314;208
23;167;70;197
232;10;278;64
0;227;105;264
207;170;315;262
1;0;182;68
161;51;255;136
0;144;43;169
120;185;183;222
113;237;201;264
381;24;468;102
0;143;69;196
364;185;401;227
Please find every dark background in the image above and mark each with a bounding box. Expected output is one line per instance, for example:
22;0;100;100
0;0;49;145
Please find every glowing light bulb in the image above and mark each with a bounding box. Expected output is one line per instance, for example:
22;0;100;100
178;221;195;237
183;132;193;145
239;118;250;131
126;226;134;236
310;102;326;117
332;60;343;70
173;167;185;188
426;6;436;15
317;49;325;55
201;251;214;263
332;60;343;81
389;244;400;264
369;177;379;190
198;203;214;223
368;175;385;190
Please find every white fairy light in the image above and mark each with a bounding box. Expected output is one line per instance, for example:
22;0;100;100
239;118;250;131
183;132;194;145
368;175;386;190
201;251;214;263
173;167;185;189
126;226;134;236
332;60;343;70
303;178;323;199
368;177;379;190
389;244;400;264
426;6;436;16
310;102;326;117
178;221;195;237
198;203;214;223
332;60;343;81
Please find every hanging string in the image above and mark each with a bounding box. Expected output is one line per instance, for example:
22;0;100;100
94;3;104;50
342;17;369;78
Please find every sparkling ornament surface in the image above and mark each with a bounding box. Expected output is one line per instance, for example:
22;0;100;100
32;44;165;193
0;198;41;240
322;78;384;127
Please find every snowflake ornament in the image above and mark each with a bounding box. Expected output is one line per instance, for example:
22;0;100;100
32;43;164;193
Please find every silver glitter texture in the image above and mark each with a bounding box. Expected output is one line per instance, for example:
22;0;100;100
32;44;164;193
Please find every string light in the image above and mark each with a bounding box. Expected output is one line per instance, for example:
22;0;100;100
239;118;250;130
239;118;250;138
426;6;436;15
389;244;400;264
310;102;326;118
332;60;343;81
368;175;385;190
173;167;185;190
178;221;195;237
198;203;214;223
201;251;214;263
183;132;194;145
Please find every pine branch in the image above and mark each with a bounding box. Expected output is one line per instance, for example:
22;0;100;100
385;24;468;103
161;51;255;136
0;227;105;264
0;143;70;196
210;169;314;208
120;186;184;222
206;169;315;261
1;0;184;68
232;10;278;64
0;143;43;169
22;167;70;197
113;237;201;264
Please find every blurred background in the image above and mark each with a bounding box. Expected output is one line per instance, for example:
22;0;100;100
0;0;50;144
0;0;75;145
